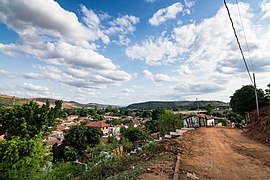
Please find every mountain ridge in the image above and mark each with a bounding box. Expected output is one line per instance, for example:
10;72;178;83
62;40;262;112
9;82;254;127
126;100;229;109
0;94;112;109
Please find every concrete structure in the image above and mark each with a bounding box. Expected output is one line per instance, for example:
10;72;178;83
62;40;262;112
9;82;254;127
184;113;215;128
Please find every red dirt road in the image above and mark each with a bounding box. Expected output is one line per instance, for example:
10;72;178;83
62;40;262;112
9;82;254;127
181;127;270;179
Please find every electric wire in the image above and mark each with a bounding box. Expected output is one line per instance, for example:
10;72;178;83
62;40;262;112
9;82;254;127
235;0;255;73
223;0;253;84
225;0;260;117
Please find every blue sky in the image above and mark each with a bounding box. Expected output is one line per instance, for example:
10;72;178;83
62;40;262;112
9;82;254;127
0;0;269;105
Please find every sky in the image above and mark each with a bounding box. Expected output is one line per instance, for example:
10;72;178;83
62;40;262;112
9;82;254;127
0;0;269;105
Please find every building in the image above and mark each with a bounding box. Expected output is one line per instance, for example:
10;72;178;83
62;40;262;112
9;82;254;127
104;116;120;120
85;121;110;135
184;113;215;128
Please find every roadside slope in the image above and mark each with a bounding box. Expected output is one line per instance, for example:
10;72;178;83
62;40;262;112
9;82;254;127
180;127;270;179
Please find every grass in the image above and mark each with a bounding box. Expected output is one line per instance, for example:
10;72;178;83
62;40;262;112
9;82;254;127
116;153;174;180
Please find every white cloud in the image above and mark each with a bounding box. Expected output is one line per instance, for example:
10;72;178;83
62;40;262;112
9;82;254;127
149;2;183;26
81;5;110;44
143;70;174;82
184;0;195;8
0;69;11;76
128;2;270;72
174;83;225;95
128;2;270;100
0;0;132;91
126;37;178;65
146;0;157;3
261;1;270;19
107;15;140;46
24;65;131;89
178;64;191;75
121;88;135;96
23;83;49;91
0;0;102;43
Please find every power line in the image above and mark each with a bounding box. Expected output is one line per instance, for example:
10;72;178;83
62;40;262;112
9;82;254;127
224;0;259;118
223;0;253;84
235;0;254;72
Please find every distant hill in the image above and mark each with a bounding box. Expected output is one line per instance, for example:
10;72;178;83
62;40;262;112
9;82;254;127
0;94;111;109
0;94;31;107
126;100;229;109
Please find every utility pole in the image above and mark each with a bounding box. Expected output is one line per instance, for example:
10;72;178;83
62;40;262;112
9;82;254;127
253;73;260;120
224;0;260;121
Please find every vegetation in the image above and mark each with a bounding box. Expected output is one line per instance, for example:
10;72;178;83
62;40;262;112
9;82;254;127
0;95;31;107
126;100;229;109
157;110;183;136
224;111;243;123
230;85;268;116
205;103;214;115
0;100;63;177
53;125;103;161
120;126;149;143
266;83;270;101
0;99;184;179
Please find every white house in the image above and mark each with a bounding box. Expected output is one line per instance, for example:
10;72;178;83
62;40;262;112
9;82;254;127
184;114;215;128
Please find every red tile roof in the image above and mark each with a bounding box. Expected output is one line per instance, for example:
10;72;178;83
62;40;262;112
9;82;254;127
85;121;110;128
0;135;5;140
133;119;140;125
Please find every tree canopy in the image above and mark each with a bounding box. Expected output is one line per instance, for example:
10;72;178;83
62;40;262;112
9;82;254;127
63;125;103;154
0;101;62;140
157;110;183;136
230;85;268;116
120;126;148;143
0;100;64;174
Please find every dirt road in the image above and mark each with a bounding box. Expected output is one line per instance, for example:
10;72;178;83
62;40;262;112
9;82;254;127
181;127;270;179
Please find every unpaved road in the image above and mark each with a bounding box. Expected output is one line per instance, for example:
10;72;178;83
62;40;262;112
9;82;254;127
181;127;270;179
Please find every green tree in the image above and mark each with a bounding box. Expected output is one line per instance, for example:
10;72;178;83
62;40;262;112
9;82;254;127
145;120;159;133
230;85;268;116
63;125;103;155
225;111;243;123
152;108;166;120
0;133;46;174
120;126;148;143
142;110;152;118
120;138;133;152
157;110;183;136
0;101;59;140
266;83;270;100
64;146;79;161
205;104;214;116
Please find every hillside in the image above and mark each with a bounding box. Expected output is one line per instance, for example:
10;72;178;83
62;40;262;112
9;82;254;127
0;94;110;109
0;94;31;107
126;100;229;109
246;105;270;146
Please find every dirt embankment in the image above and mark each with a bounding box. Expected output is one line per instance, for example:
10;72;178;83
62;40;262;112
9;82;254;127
180;127;270;180
139;127;270;179
246;105;270;146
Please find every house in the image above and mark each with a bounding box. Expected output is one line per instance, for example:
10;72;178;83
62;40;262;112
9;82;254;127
132;117;141;127
0;135;4;141
184;115;200;128
65;115;79;122
184;113;215;128
197;114;215;127
104;116;120;120
108;124;127;140
85;121;110;135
